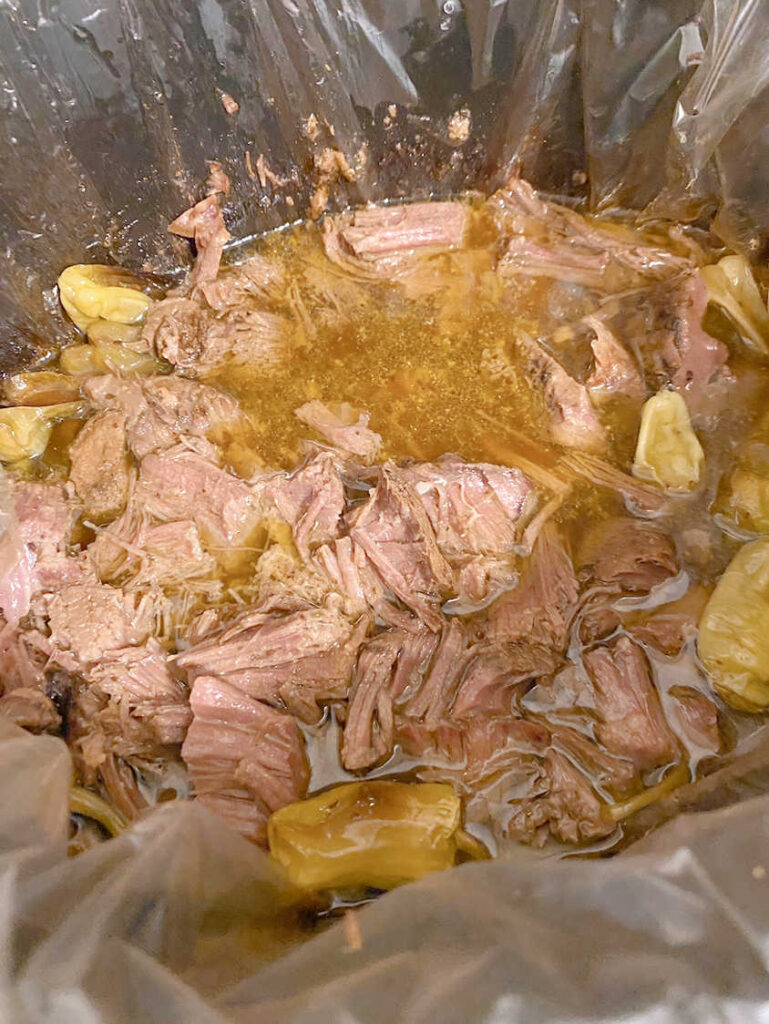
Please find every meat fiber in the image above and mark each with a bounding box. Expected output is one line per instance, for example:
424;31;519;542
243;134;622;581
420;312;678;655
480;524;578;651
341;631;403;770
583;315;644;400
68;410;130;522
168;195;231;287
87;639;191;746
176;604;370;723
516;332;606;452
136;445;262;550
341;202;467;259
84;374;244;459
0;480;83;626
404;618;468;728
578;517;678;594
583;636;677;770
295;400;382;461
262;451;345;560
401;458;536;558
43;582;156;667
182;674;308;844
350;462;453;631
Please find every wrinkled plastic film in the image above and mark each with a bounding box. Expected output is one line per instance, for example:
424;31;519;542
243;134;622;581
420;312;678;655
4;1;769;1021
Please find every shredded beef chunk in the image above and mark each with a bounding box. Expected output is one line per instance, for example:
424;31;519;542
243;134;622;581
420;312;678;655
668;685;721;757
578;517;678;594
43;583;155;667
136;445;262;550
452;643;560;721
341;202;467;259
182;675;308;845
262;450;345;559
85;374;243;458
342;631;403;771
494;177;692;288
583;636;677;770
168;195;231;287
404;618;468;728
510;749;613;845
0;481;82;626
295;400;382;461
177;604;369;723
401;458;535;558
88;641;191;746
516;332;606;452
480;524;578;651
0;686;61;732
583;316;644;400
68;410;130;522
90;507;218;591
350;462;453;631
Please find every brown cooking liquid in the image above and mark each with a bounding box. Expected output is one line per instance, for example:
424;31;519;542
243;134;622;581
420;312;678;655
43;202;769;856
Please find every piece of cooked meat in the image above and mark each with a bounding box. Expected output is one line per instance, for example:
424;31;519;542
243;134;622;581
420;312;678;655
479;523;578;651
262;450;346;560
177;604;370;724
0;480;84;626
68;410;130;522
135;444;262;550
350;462;453;631
43;582;156;666
403;618;469;728
341;202;468;258
87;639;191;746
182;674;308;845
578;517;678;594
508;749;614;845
517;332;607;452
168;194;231;287
451;643;561;721
89;500;220;595
143;296;287;375
295;400;382;461
647;272;729;396
401;458;536;559
583;636;677;770
583;315;644;400
84;374;244;459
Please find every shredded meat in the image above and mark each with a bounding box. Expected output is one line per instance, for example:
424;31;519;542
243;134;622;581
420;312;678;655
177;604;370;724
68;410;130;522
480;524;578;651
182;674;308;845
583;636;677;770
516;332;607;452
168;195;231;287
295;400;382;461
84;374;243;459
350;463;453;631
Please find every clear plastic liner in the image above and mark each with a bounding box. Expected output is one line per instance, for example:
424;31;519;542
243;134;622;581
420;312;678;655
3;0;769;1019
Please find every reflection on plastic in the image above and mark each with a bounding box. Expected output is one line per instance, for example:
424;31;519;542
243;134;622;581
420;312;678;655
2;1;769;370
4;723;769;1022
